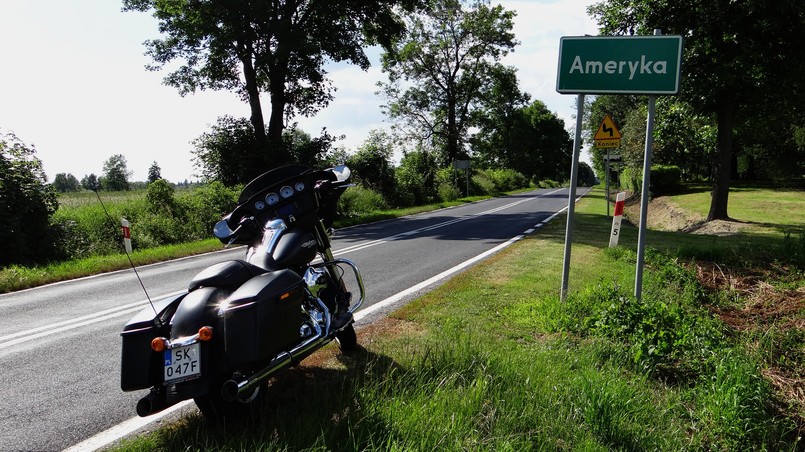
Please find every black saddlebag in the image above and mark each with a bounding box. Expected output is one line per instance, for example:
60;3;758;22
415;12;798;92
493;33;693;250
221;269;305;367
120;294;183;391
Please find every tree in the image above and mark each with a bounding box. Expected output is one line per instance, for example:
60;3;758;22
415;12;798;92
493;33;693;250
147;161;162;183
53;173;81;192
588;0;805;220
81;173;100;191
474;99;571;182
380;0;517;165
101;154;132;191
124;0;419;170
347;130;397;200
0;131;59;266
192;116;258;186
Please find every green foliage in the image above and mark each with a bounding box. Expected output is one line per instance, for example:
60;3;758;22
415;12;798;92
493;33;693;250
577;161;597;186
51;183;238;260
474;99;572;182
147;161;162;183
337;185;388;216
53;173;81;192
282;126;341;168
469;168;528;196
650;165;682;195
101;154;131;191
347;130;397;201
394;150;438;206
619;165;682;196
0;131;59;266
192;116;260;185
80;173;99;191
380;0;517;164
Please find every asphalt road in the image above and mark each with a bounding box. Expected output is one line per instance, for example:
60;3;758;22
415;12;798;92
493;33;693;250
0;187;578;451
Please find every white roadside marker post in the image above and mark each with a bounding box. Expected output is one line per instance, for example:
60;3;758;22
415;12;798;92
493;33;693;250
121;218;132;254
609;192;626;247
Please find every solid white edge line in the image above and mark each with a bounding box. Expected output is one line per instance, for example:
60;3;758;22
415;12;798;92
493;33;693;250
62;400;192;452
63;189;583;451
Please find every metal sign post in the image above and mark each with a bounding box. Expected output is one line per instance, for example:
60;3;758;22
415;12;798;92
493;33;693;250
560;94;585;301
556;30;682;301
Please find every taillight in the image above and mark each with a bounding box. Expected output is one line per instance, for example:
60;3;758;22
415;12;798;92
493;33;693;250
197;326;214;342
151;337;168;352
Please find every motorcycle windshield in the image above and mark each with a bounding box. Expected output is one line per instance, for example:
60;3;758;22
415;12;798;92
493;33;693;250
238;164;313;204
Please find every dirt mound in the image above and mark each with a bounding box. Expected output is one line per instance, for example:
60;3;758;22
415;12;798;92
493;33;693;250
621;194;749;236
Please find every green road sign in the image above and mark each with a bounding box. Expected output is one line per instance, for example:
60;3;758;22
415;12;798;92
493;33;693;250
556;36;683;94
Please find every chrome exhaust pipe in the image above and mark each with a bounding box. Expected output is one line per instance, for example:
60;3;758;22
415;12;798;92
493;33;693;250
221;298;333;402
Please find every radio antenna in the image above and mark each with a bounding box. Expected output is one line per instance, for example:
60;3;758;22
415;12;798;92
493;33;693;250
93;188;160;323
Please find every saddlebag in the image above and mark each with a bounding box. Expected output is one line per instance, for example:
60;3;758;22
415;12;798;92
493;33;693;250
221;269;304;367
120;294;183;391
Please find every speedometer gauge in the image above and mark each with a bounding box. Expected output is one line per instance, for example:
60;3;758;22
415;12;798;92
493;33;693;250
280;186;294;198
254;200;266;211
294;181;305;192
265;193;280;205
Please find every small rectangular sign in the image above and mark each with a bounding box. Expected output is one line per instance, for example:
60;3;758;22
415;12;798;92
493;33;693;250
595;139;620;149
556;36;683;94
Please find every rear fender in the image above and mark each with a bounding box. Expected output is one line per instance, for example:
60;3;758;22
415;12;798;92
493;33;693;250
170;287;230;339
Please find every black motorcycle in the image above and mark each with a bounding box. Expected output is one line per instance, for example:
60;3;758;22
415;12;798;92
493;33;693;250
120;164;364;421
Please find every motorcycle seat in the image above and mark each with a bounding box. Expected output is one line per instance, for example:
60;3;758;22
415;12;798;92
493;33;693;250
188;260;266;292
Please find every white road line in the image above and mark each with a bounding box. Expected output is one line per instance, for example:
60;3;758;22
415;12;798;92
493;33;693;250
0;290;185;349
62;189;577;451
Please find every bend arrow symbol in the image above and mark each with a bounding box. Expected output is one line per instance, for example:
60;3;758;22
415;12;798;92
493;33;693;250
603;123;614;137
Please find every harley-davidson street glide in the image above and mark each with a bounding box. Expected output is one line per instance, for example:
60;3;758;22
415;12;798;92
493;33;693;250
120;164;364;421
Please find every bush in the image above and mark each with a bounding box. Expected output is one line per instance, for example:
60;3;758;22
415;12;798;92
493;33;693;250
0;131;59;266
650;165;682;195
619;165;682;196
338;185;388;216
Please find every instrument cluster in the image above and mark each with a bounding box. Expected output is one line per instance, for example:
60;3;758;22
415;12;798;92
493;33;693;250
252;180;307;212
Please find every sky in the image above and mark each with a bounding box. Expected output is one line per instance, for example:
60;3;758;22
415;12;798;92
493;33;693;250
0;0;599;183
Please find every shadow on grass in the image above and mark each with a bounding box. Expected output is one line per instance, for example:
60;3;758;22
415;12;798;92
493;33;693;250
138;345;406;451
533;211;805;268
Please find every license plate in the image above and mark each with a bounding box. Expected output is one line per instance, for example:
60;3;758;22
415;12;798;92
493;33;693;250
163;343;201;383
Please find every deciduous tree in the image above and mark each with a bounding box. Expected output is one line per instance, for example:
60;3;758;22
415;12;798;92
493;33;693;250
588;0;805;220
125;0;419;169
380;0;517;165
101;154;132;191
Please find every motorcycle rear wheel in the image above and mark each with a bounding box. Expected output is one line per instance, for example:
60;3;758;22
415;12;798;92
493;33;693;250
194;384;263;424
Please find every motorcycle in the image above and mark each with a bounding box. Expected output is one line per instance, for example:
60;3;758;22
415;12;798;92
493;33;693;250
120;164;364;421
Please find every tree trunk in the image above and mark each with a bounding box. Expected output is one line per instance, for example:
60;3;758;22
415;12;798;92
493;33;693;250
707;92;736;221
267;70;290;166
241;54;271;173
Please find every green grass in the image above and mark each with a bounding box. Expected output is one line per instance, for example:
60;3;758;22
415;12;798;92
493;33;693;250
0;239;226;293
671;185;805;235
109;188;803;451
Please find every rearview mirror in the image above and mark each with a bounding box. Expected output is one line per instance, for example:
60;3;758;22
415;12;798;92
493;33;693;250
331;165;351;182
213;219;235;239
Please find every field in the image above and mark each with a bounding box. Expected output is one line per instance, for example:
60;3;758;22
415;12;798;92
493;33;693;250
110;187;805;451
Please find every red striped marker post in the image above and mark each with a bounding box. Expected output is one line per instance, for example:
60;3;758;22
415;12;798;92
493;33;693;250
121;218;132;254
609;192;625;247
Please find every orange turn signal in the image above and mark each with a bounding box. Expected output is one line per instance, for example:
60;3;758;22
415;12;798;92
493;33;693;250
151;337;168;352
197;326;214;342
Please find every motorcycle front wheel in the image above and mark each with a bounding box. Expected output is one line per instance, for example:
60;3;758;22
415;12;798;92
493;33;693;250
335;324;357;352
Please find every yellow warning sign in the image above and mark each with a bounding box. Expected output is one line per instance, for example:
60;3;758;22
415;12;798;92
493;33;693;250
594;115;621;140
